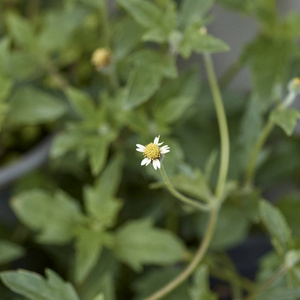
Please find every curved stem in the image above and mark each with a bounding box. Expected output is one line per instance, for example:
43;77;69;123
160;164;210;211
203;53;230;200
245;119;274;186
244;265;286;300
144;205;219;300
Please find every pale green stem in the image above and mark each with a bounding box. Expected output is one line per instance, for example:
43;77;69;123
244;265;286;300
282;91;296;108
145;54;229;300
245;119;274;186
144;205;219;300
160;164;210;211
203;53;230;200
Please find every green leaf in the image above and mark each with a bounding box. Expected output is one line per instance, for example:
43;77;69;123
1;269;79;300
179;26;229;58
88;136;111;176
133;267;189;300
117;0;175;43
236;99;263;174
0;74;13;102
270;108;300;136
0;38;10;70
124;66;162;109
153;68;200;111
256;287;300;300
8;87;66;125
204;150;218;183
243;35;297;108
5;52;41;80
93;294;105;300
65;87;95;120
51;131;88;158
141;3;176;43
256;250;281;283
38;8;87;52
118;0;162;29
189;266;217;300
79;251;116;300
155;95;193;124
0;240;25;265
6;13;35;48
198;203;249;249
278;194;300;237
113;18;144;60
179;0;215;28
74;226;107;283
85;155;123;227
131;50;178;78
114;219;186;271
259;200;292;251
170;168;210;202
11;190;82;244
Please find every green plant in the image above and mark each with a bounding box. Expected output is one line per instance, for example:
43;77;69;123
1;0;300;299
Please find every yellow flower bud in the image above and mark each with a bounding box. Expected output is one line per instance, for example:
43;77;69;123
91;48;111;71
288;77;300;95
198;26;207;35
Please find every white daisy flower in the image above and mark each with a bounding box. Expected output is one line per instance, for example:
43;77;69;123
136;135;170;170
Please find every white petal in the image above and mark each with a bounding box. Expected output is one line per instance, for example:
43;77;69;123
141;157;151;166
160;145;170;150
160;149;170;154
145;158;151;166
156;160;161;169
136;144;145;150
158;142;164;146
136;148;145;153
152;159;158;170
154;135;160;145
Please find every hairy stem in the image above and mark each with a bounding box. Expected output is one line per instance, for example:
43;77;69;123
144;205;219;300
203;52;230;201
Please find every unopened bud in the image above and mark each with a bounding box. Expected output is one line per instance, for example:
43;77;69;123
91;48;111;71
285;250;300;269
288;77;300;95
198;26;207;35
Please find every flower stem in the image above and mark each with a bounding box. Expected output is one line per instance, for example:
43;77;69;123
160;164;210;211
144;204;219;300
244;265;286;300
147;53;228;300
203;53;230;200
245;119;274;186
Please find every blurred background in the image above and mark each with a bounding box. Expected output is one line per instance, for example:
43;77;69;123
1;0;300;299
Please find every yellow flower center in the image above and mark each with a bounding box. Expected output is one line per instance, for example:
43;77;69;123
144;143;161;160
294;78;300;86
